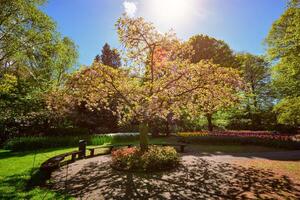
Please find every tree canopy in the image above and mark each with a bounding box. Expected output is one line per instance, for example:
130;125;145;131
187;34;238;68
0;0;78;137
231;53;274;129
266;0;300;126
47;15;244;150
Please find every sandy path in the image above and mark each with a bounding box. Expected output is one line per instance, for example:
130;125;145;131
190;150;300;162
50;152;300;200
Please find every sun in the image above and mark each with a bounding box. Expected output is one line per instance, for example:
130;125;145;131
145;0;193;28
152;0;189;20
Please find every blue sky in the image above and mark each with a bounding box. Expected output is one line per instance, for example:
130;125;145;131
42;0;287;66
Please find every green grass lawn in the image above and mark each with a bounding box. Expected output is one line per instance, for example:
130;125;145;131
0;148;76;200
0;138;167;199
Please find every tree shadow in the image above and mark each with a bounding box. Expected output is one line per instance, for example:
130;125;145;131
50;158;300;199
0;147;76;160
0;170;69;200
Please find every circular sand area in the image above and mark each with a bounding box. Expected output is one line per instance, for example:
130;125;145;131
49;152;300;200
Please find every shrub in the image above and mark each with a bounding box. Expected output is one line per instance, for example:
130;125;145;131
4;136;90;151
45;127;89;136
4;134;140;151
111;146;180;172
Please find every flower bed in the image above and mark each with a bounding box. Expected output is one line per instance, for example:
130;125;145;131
178;130;294;141
177;131;300;149
177;131;209;137
111;146;180;172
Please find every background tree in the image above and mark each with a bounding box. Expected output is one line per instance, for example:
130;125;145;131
232;53;274;130
193;70;243;132
183;34;241;131
187;34;238;68
95;43;121;68
0;0;78;139
266;0;300;128
58;43;124;133
274;97;300;126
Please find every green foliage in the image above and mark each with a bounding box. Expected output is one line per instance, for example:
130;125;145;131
1;0;55;66
111;146;180;172
60;43;120;132
176;111;215;131
274;97;300;125
0;0;78;138
0;0;78;84
4;136;88;151
231;53;274;130
183;35;245;131
213;111;232;129
266;0;300;61
3;134;141;151
187;34;238;68
271;59;300;98
236;53;270;97
266;0;300;126
44;127;89;136
226;104;277;131
0;74;17;94
50;37;78;84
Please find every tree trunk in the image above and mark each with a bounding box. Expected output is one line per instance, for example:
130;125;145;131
139;122;149;152
166;120;170;137
206;114;213;132
166;113;173;137
252;93;261;130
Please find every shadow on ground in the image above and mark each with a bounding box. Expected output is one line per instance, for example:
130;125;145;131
51;158;300;199
0;170;69;200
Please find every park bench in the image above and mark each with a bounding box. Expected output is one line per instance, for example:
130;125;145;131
154;143;186;153
87;144;133;157
40;150;81;171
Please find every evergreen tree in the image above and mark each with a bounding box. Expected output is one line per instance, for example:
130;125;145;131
94;55;101;63
95;43;121;68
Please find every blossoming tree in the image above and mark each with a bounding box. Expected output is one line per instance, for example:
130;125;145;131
47;15;243;151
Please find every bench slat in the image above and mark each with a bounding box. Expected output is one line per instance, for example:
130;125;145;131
40;150;82;171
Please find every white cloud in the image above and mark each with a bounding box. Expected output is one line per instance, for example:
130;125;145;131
123;1;137;17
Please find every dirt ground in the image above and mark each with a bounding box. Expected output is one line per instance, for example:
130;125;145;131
50;151;300;200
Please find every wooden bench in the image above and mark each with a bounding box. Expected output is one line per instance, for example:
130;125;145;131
88;144;133;157
153;143;187;153
40;150;81;171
